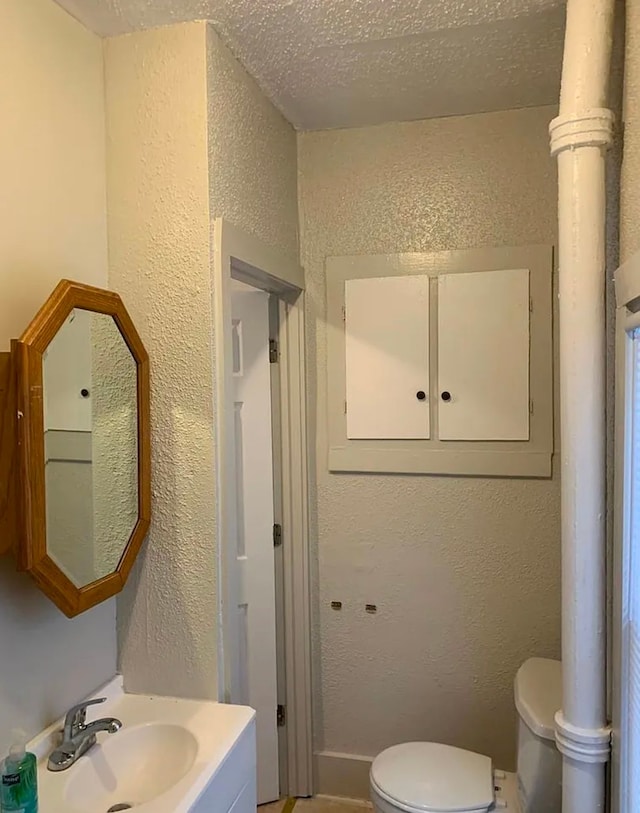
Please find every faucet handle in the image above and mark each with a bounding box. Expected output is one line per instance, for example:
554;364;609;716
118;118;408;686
63;698;107;740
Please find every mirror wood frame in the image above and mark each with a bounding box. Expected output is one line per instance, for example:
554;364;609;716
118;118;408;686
0;280;151;617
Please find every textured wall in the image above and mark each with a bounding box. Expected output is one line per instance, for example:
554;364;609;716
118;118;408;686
106;20;298;703
621;1;640;263
207;25;299;260
0;0;116;755
298;105;561;770
105;23;219;699
91;314;139;579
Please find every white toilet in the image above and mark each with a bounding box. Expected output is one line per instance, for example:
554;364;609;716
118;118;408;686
370;658;562;813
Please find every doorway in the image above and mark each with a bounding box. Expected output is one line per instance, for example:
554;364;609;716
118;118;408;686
231;279;280;801
213;219;313;802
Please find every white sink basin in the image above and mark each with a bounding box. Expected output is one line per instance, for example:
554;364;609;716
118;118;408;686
32;678;256;812
65;723;198;812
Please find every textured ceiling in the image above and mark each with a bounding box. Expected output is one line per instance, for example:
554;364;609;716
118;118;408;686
55;0;566;130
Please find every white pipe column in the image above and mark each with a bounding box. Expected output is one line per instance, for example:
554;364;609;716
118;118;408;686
549;2;614;812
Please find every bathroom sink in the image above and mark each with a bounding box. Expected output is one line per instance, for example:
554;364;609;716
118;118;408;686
33;678;256;812
64;723;198;812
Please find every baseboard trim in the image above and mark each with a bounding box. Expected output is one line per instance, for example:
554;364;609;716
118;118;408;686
314;751;373;800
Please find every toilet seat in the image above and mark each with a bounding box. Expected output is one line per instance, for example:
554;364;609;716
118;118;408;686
370;742;494;813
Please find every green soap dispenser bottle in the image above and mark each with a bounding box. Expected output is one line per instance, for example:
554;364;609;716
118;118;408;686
0;731;38;813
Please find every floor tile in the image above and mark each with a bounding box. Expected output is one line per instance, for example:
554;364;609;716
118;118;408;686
259;800;287;813
295;796;373;813
260;795;373;813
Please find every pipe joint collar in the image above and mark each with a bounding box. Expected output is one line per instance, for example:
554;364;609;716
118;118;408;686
549;109;614;156
554;711;611;764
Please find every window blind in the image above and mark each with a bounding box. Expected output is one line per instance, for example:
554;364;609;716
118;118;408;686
622;327;640;809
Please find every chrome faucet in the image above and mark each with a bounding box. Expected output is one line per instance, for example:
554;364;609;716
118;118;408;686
47;697;122;772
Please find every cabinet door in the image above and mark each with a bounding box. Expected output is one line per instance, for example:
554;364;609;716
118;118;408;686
437;268;530;441
345;275;430;439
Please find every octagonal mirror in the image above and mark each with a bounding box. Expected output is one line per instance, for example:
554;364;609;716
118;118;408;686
0;280;150;617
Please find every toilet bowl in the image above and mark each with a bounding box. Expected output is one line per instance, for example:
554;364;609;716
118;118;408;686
369;658;562;813
370;742;496;813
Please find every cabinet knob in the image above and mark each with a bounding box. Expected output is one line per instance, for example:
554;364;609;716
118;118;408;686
441;391;452;402
416;391;426;401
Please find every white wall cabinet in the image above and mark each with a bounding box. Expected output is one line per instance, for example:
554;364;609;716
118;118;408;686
437;268;530;441
345;275;430;440
328;245;553;477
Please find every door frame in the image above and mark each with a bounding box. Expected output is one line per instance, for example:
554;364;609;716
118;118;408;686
212;218;313;797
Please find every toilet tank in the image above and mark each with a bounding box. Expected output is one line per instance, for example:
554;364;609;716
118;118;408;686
514;658;562;813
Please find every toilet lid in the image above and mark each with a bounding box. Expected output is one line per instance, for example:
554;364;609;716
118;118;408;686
370;742;494;813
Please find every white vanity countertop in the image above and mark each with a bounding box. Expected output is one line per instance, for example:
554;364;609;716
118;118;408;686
30;677;256;813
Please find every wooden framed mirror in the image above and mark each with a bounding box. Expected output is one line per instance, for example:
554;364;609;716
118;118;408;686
0;280;150;617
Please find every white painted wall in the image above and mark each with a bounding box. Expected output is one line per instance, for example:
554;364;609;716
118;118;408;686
43;313;94;588
621;2;640;263
105;22;218;699
106;20;298;702
43;311;92;432
0;0;115;755
298;105;561;771
91;315;139;580
206;25;299;260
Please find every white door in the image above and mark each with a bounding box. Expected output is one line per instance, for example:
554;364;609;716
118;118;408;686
231;282;279;804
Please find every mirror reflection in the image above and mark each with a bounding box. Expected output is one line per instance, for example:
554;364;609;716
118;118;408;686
43;309;138;588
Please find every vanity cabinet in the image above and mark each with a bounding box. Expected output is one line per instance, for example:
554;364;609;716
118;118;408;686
192;718;256;813
34;684;255;813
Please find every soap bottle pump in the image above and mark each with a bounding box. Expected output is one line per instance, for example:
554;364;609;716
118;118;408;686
0;730;38;813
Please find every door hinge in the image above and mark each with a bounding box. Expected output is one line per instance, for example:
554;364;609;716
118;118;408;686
273;523;282;547
342;306;346;323
277;705;286;727
269;338;278;364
